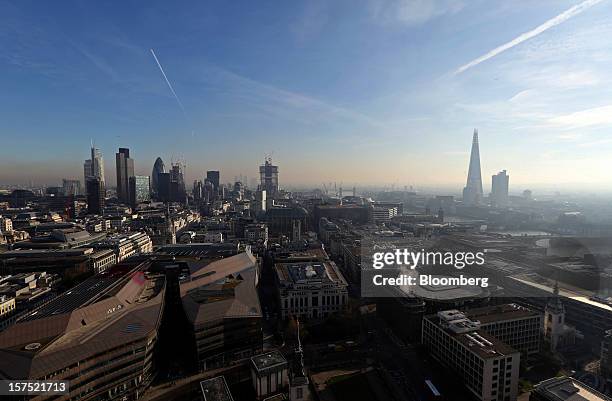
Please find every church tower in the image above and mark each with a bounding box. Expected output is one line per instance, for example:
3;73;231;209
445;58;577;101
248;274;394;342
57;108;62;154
544;281;566;351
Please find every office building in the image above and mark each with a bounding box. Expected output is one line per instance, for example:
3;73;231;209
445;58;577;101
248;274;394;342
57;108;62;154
61;179;81;196
463;129;484;206
83;159;92;183
192;180;203;201
491;170;509;208
275;260;348;320
202;180;215;202
531;376;612;401
259;158;279;196
422;310;520;401
0;268;165;401
157;172;171;202
266;207;308;238
0;247;113;277
10;226;107;250
151;157;166;198
465;304;542;356
86;177;105;215
92;232;153;262
180;252;263;370
253;190;267;215
130;175;151;208
313;204;370;225
371;205;398;222
89;249;117;273
116;147;134;204
83;144;105;185
206;170;220;191
169;163;187;203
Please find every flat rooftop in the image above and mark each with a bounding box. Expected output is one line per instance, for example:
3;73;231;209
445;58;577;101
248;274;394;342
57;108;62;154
251;351;287;372
275;261;345;285
19;260;146;322
534;377;612;401
464;303;540;324
0;248;93;258
426;311;517;359
155;243;238;257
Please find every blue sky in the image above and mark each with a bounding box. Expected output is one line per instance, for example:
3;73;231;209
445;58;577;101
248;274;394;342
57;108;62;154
1;0;612;192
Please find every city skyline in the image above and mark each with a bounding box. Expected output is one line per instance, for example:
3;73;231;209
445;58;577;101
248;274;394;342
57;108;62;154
3;3;612;401
2;1;612;191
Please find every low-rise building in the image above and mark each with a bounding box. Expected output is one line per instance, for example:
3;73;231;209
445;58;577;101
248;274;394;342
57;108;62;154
0;294;17;331
0;217;13;234
0;295;15;318
275;260;348;320
12;228;106;250
531;376;612;401
245;224;268;244
92;231;152;262
0;249;92;278
89;249;117;273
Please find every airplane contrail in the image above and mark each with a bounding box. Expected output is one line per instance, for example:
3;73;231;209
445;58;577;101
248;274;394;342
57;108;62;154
150;48;186;114
454;0;604;75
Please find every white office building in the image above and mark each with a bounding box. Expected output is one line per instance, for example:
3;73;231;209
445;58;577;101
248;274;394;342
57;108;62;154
422;310;520;401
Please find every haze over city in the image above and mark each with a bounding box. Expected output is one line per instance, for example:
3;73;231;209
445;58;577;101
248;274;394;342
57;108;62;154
2;0;612;191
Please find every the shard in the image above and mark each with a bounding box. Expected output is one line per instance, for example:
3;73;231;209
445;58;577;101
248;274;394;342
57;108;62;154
462;129;483;206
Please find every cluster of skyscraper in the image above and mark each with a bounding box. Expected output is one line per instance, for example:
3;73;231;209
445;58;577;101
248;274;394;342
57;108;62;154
462;129;509;207
83;145;151;214
149;158;187;203
80;141;283;217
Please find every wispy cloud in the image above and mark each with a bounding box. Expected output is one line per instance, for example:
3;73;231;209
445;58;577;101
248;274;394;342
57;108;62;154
454;0;604;75
150;48;187;115
195;63;391;132
546;104;612;129
370;0;464;26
